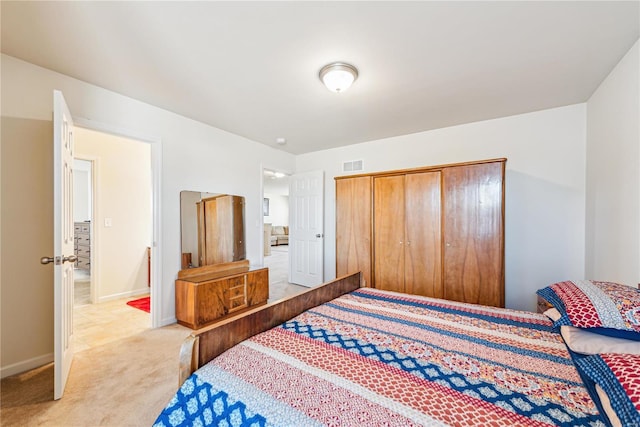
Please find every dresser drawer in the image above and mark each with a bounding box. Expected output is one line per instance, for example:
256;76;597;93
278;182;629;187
227;278;248;313
76;256;90;270
75;234;90;245
76;245;90;257
175;267;268;329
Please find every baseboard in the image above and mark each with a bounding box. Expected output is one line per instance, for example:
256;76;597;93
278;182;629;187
1;353;54;379
97;288;150;303
160;316;178;327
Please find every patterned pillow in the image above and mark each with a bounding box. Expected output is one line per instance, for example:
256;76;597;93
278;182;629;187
537;280;640;334
574;353;640;427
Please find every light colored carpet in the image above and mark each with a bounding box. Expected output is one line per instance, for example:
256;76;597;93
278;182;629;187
0;324;190;426
1;256;305;426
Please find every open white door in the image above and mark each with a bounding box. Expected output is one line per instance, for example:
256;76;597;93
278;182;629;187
289;170;324;287
50;90;76;399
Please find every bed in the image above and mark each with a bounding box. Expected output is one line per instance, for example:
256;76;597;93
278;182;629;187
154;273;639;427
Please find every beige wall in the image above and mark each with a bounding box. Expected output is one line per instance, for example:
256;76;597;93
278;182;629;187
75;127;152;301
1;117;55;375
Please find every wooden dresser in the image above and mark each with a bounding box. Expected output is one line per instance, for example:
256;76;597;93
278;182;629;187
74;221;91;271
175;260;269;329
336;158;505;308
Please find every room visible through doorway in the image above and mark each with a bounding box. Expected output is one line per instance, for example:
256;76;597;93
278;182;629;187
72;127;153;345
263;169;305;301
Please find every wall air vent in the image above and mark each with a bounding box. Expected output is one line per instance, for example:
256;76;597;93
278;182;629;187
342;159;364;173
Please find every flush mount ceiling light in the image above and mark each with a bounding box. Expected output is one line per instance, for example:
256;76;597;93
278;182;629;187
319;62;358;93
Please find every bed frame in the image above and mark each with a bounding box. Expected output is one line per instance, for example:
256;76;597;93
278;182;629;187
178;272;363;385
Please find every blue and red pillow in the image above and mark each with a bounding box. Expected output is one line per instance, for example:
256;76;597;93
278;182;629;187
537;280;640;340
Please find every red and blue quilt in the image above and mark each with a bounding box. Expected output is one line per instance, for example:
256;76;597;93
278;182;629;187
155;288;604;426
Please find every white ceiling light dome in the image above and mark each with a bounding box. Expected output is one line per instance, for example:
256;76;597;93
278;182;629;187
319;62;358;93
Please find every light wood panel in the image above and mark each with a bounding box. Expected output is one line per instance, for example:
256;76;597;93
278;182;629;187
374;175;405;291
336;176;372;286
405;171;442;297
442;162;505;307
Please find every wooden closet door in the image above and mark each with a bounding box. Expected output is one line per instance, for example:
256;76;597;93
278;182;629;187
442;162;504;307
374;175;405;291
404;172;442;298
336;176;372;286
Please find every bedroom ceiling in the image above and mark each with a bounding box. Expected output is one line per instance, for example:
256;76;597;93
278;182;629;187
1;1;638;155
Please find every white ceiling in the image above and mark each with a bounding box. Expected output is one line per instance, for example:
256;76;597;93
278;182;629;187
2;1;638;155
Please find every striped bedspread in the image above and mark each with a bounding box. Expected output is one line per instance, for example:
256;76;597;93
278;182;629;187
154;288;603;427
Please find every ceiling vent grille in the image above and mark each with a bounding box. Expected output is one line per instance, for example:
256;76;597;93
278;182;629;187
342;159;364;173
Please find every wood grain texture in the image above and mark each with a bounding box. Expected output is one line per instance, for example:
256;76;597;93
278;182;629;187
177;259;249;280
404;172;442;298
197;195;245;265
175;267;268;329
374;175;405;291
335;177;372;286
442;161;505;307
191;272;362;371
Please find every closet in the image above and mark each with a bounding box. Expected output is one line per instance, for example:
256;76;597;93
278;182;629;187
335;158;505;307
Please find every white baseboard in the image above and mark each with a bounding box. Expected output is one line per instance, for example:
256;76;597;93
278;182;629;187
97;287;150;303
160;316;177;327
1;353;54;379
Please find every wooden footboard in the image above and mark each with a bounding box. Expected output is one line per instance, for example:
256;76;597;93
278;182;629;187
178;272;363;386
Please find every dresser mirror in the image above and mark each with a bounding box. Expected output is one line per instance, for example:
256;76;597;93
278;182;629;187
180;191;246;269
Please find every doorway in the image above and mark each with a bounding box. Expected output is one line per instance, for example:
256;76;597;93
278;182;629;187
262;168;305;300
72;158;93;306
73;127;153;329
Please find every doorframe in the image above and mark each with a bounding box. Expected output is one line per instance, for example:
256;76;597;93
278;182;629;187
259;164;293;267
74;117;162;328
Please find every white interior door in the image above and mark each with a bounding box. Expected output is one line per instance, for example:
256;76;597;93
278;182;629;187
289;170;324;286
53;90;75;400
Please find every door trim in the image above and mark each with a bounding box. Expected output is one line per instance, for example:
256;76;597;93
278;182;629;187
73;117;163;328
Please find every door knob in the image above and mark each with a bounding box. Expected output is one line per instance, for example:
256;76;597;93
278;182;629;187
316;234;323;238
40;255;78;265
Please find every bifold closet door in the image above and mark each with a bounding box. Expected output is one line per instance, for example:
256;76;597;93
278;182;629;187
442;162;505;307
374;175;405;291
404;172;442;297
336;176;372;287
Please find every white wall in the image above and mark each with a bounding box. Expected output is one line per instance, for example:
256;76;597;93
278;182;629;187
297;104;587;311
263;193;289;226
76;127;152;300
586;39;639;287
1;54;294;374
73;159;91;221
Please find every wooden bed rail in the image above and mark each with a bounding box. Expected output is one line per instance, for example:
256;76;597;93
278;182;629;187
178;271;363;386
